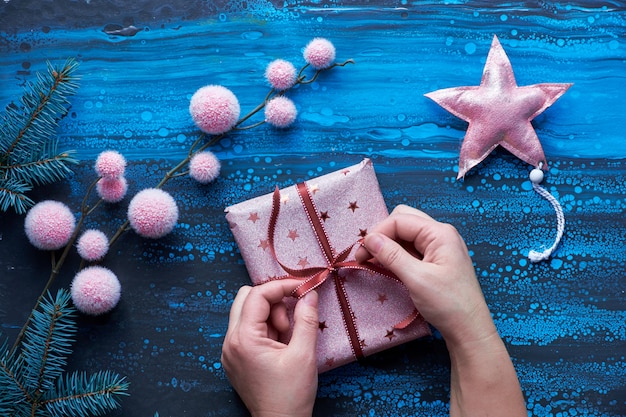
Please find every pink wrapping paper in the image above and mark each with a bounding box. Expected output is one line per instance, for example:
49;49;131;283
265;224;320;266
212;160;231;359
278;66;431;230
225;159;431;372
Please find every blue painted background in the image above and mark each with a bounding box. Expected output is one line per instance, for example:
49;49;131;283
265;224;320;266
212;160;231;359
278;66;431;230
1;1;625;416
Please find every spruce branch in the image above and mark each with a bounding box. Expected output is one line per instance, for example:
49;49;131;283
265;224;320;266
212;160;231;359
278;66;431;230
0;177;34;213
43;371;130;417
0;59;79;214
21;290;75;394
0;290;129;417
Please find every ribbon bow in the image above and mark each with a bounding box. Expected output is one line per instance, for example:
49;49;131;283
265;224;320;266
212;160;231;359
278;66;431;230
267;181;419;360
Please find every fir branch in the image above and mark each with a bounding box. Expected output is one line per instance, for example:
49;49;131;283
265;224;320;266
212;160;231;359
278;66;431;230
1;290;129;416
0;59;79;213
0;339;31;414
0;177;34;214
43;371;130;417
2;149;78;186
1;59;79;159
21;290;76;395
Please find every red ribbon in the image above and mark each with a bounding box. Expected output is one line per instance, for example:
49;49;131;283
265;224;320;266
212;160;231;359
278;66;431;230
267;181;419;361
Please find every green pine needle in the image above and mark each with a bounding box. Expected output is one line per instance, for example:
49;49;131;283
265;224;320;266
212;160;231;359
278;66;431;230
0;59;79;214
0;289;130;416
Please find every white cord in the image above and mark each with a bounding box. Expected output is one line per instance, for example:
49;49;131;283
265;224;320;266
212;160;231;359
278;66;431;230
527;166;565;263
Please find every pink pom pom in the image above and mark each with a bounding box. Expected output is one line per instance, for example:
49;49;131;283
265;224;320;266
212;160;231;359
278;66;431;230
265;96;297;128
265;59;297;90
303;38;336;69
127;188;179;239
76;229;109;261
24;200;76;250
71;266;121;315
189;85;240;135
96;177;128;203
95;150;126;178
189;151;221;184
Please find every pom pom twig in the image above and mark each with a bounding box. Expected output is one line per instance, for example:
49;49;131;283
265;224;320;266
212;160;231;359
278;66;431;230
11;40;354;399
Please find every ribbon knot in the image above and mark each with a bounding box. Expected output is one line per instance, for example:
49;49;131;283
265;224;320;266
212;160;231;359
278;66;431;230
267;181;419;361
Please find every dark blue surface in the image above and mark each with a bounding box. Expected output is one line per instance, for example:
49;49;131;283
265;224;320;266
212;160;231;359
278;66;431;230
1;2;625;416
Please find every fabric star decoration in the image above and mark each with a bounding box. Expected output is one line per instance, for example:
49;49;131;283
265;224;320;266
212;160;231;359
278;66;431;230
385;329;396;341
287;229;299;241
425;35;572;179
297;257;310;268
377;293;388;304
258;239;269;251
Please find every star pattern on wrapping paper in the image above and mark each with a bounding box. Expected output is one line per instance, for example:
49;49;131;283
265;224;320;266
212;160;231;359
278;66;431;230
324;357;335;367
287;229;299;241
359;228;368;238
377;293;388;304
281;195;290;205
247;212;260;223
258;239;269;251
385;329;396;341
320;211;330;222
425;35;572;179
297;257;310;268
348;201;359;212
360;339;367;348
310;184;320;194
318;321;328;332
342;169;350;176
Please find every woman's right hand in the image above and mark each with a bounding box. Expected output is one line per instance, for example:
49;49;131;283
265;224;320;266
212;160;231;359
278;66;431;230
355;204;497;348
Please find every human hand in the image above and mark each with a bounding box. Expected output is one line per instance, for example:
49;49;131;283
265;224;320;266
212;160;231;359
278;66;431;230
356;205;526;416
221;279;319;417
355;204;497;350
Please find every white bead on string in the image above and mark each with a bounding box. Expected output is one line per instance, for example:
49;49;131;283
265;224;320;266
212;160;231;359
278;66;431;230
527;163;565;263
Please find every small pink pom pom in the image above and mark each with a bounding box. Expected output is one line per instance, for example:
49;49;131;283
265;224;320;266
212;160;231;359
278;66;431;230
127;188;179;239
71;266;121;315
95;150;126;179
24;200;76;250
96;177;128;203
265;96;297;128
189;85;240;135
189;151;221;184
265;59;297;90
303;38;336;69
76;229;109;261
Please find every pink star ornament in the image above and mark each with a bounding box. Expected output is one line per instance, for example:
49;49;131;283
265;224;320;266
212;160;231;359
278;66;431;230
425;35;572;179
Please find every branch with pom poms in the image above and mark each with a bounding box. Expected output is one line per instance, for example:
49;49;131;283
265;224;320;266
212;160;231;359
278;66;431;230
13;38;352;351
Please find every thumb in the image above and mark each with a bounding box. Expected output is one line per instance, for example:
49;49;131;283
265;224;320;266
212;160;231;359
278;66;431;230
288;290;319;353
364;232;419;282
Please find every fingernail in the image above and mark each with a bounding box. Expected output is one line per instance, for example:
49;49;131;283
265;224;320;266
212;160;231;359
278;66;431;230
365;234;384;255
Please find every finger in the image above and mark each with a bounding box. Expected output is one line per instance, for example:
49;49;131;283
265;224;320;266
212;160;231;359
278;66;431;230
390;204;435;220
356;212;441;263
269;301;291;338
362;232;423;283
287;290;319;354
355;205;436;262
239;279;302;330
226;285;252;330
365;213;455;262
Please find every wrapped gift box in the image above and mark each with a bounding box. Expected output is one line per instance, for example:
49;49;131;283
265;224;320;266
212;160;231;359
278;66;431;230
225;159;431;372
